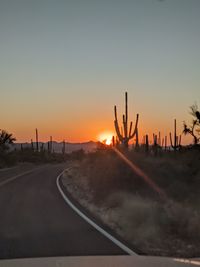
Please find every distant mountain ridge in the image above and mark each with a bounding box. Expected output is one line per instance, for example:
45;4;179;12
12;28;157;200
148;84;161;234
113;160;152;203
11;141;97;153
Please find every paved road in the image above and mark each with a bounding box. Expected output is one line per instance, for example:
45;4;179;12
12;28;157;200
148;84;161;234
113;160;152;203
0;164;125;259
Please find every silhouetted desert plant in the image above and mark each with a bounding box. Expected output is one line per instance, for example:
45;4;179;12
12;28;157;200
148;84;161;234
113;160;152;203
62;140;66;154
169;119;182;151
81;147;200;205
0;151;17;168
68;148;200;257
114;92;139;148
6;147;68;165
104;193;200;256
0;129;16;151
145;134;149;153
35;128;39;151
183;104;200;145
0;129;17;168
69;149;85;161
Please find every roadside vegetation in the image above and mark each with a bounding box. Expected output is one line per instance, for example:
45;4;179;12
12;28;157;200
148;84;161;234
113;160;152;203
0;130;85;169
0;147;86;169
62;146;200;257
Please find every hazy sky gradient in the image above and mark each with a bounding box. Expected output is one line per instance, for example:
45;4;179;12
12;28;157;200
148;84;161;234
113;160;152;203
1;0;200;143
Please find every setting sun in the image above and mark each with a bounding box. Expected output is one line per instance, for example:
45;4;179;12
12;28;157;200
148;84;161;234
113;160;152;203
98;132;114;146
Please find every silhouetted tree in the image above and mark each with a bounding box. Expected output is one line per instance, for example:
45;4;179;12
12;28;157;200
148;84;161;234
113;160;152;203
183;104;200;145
0;129;16;151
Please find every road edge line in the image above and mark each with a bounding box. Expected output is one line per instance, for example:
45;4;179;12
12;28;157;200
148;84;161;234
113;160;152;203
56;169;137;256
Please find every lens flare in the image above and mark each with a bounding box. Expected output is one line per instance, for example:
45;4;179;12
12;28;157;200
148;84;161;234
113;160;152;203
112;147;167;199
98;132;114;146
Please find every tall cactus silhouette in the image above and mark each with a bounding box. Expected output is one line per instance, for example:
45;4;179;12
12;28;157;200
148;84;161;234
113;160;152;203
35;128;39;152
145;134;149;153
50;136;53;153
164;136;167;151
31;139;34;150
169;119;181;151
62;140;66;154
114;92;139;148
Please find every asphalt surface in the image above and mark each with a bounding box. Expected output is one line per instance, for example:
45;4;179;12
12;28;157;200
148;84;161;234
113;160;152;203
0;164;125;259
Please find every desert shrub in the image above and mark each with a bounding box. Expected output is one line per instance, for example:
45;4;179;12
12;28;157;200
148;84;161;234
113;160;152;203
69;149;85;161
73;147;200;256
82;149;157;203
105;193;162;243
81;146;200;210
161;202;200;240
105;192;200;248
0;151;17;168
9;148;66;164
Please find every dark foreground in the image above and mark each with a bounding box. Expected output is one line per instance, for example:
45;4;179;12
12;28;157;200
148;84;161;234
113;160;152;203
0;164;124;259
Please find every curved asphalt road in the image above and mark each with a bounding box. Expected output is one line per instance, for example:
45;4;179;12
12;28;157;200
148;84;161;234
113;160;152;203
0;164;125;259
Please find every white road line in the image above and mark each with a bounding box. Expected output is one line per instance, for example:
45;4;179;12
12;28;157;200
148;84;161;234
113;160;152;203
0;168;39;187
56;169;137;256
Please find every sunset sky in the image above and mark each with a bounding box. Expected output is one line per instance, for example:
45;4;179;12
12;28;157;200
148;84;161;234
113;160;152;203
0;0;200;144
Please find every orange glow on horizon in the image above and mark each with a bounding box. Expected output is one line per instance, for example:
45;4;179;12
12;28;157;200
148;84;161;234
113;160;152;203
98;131;115;145
5;119;193;146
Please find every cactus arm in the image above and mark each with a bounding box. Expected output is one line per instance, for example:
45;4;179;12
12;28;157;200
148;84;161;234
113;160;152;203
135;128;139;148
129;114;139;139
114;106;123;141
114;105;123;142
123;114;128;139
169;132;173;148
114;120;123;142
129;121;133;138
114;105;117;120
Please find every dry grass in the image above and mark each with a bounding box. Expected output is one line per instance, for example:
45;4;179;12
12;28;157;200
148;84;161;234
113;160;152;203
62;148;200;257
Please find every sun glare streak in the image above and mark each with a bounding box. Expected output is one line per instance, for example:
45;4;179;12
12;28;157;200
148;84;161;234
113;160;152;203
112;147;167;199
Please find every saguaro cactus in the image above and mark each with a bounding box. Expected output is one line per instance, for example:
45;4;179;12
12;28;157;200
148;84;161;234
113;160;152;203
169;119;181;151
112;136;115;147
135;128;139;150
164;136;167;151
31;139;34;150
40;143;44;152
114;92;139;148
145;134;149;153
47;141;50;153
152;133;158;156
35;128;39;151
50;136;53;153
62;140;66;154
